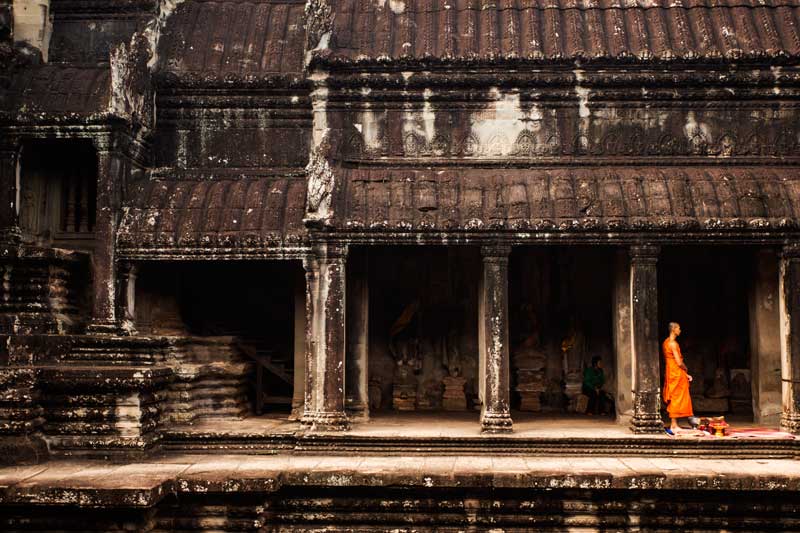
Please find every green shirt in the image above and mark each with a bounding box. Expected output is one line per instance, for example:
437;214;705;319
583;366;605;390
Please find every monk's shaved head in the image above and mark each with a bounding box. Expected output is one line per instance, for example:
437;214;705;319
669;322;680;333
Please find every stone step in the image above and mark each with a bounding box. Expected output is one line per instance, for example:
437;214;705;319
160;430;800;458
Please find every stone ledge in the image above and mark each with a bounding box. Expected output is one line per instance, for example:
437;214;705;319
2;455;800;508
161;431;800;459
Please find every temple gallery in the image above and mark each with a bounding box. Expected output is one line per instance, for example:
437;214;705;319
2;0;800;529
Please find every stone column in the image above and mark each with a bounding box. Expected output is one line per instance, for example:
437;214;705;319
0;144;21;243
479;244;513;433
749;249;782;425
87;143;123;333
119;262;137;335
629;244;663;434
780;245;800;434
301;255;318;423
346;248;369;420
612;249;634;426
302;243;349;431
291;266;306;420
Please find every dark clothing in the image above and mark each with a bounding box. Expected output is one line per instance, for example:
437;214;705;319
582;366;609;415
583;366;605;390
582;384;611;415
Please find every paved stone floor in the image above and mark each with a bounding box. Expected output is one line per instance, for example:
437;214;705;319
3;453;800;507
172;411;768;439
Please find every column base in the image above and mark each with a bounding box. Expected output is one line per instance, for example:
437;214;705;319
86;320;126;335
780;412;800;434
289;400;304;421
303;411;349;431
480;411;514;434
630;414;664;434
630;391;663;434
346;399;370;422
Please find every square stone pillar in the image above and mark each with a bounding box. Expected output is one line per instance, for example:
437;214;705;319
612;249;634;426
346;248;369;420
749;249;782;425
301;255;318;423
0;144;22;243
291;266;306;420
87;144;123;333
302;243;349;431
479;244;513;433
779;245;800;434
119;261;137;335
629;245;663;434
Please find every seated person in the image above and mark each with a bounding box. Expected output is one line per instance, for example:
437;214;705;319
582;356;611;415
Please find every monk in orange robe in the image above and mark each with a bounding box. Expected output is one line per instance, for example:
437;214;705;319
662;322;693;432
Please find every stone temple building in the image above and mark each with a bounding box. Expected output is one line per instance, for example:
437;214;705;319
3;0;800;529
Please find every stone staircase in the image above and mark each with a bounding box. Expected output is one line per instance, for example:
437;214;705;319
236;341;293;414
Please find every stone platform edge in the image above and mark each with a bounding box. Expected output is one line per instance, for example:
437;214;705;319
2;456;800;508
159;430;800;459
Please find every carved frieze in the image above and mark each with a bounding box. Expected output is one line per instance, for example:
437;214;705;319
339;104;800;163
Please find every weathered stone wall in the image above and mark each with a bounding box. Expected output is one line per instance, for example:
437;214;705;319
152;92;312;171
163;336;252;424
325;71;800;168
0;245;88;335
47;0;151;64
4;486;800;532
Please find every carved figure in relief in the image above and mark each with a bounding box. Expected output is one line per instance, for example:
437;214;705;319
368;376;382;411
389;301;422;411
439;327;467;410
560;321;585;411
706;367;730;399
513;304;546;412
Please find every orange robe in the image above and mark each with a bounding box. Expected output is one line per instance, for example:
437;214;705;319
662;338;693;419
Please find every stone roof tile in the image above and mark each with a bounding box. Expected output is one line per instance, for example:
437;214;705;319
320;0;800;63
118;176;307;250
157;0;306;75
335;166;800;231
2;65;111;120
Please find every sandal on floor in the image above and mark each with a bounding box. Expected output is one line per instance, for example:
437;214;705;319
664;428;675;436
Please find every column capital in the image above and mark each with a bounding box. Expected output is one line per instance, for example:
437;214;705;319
629;244;660;262
118;260;137;276
91;133;118;154
0;146;20;160
481;243;512;259
781;243;800;260
312;242;348;262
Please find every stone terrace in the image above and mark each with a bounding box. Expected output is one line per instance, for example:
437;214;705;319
3;454;800;507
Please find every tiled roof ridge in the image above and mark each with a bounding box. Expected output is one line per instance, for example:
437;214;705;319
349;0;800;10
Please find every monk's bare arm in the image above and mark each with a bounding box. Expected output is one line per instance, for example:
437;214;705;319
669;340;688;372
